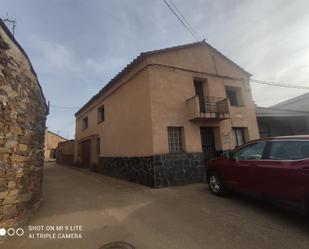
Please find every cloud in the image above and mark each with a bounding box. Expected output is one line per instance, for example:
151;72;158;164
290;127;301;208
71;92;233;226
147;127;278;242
28;35;81;74
2;0;309;137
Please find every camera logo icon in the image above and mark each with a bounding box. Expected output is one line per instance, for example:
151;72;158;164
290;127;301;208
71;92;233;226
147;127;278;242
0;228;24;237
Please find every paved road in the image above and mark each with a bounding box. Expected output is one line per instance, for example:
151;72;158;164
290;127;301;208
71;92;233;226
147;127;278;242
2;163;309;249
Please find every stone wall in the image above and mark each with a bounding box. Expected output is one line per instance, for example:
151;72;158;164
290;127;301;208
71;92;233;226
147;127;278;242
98;152;205;188
99;156;154;187
0;20;47;228
153;152;205;187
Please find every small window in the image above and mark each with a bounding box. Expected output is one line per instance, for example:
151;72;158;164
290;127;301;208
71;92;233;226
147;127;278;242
232;128;245;147
168;127;184;153
233;141;266;160
82;117;88;129
266;141;309;160
226;86;243;106
97;105;105;123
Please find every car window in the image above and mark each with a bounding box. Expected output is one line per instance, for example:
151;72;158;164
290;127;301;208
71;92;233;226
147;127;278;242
266;141;309;160
233;141;266;160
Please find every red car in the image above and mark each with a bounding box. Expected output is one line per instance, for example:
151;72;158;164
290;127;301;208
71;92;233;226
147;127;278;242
207;135;309;213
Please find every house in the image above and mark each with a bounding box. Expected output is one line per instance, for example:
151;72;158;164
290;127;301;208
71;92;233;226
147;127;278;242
74;41;259;187
256;92;309;137
44;130;67;161
56;139;75;165
0;19;48;228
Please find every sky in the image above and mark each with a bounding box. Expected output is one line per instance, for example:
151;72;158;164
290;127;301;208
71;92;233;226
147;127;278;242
2;0;309;139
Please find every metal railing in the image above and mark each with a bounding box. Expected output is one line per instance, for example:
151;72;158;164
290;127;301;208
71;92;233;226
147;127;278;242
201;96;229;114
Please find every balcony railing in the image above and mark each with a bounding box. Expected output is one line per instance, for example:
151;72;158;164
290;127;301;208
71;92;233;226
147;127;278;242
186;95;230;120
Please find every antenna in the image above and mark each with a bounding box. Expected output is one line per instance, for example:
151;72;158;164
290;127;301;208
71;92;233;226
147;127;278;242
3;13;17;36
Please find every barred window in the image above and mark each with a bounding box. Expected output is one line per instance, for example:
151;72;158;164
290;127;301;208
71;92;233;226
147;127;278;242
168;127;184;153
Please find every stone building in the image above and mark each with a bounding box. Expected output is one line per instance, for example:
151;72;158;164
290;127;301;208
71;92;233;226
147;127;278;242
44;130;67;161
74;41;259;187
0;20;48;228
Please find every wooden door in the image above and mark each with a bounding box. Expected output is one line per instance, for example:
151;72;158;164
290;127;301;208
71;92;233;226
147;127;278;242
81;139;91;168
200;127;216;167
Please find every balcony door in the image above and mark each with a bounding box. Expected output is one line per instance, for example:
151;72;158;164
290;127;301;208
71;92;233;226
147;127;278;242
200;127;216;167
194;80;206;113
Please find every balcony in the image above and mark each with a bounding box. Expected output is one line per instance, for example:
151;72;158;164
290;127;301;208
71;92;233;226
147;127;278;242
186;95;230;121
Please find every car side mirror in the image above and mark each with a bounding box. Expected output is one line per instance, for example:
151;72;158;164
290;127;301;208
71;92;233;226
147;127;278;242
223;151;234;159
229;152;235;160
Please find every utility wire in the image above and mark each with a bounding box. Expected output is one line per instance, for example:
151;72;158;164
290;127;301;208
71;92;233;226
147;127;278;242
163;0;201;41
50;104;80;109
168;0;202;41
250;79;309;90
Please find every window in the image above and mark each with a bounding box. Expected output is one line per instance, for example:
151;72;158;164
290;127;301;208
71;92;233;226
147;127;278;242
233;141;266;160
82;116;88;129
265;141;309;160
168;127;183;153
97;105;105;123
226;86;243;106
232;128;245;146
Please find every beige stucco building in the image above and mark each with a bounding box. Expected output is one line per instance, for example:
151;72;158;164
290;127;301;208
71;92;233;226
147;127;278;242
74;41;259;187
44;130;67;161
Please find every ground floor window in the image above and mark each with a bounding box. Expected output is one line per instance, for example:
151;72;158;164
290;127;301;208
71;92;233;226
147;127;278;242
168;127;184;153
232;128;245;147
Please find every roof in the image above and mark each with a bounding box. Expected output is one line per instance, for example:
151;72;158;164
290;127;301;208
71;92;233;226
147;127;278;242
267;135;309;140
272;92;309;109
256;106;309;117
238;135;309;147
46;130;68;141
75;41;251;117
58;139;74;145
0;19;48;113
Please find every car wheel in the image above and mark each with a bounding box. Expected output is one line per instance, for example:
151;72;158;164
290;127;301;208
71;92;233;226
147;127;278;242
208;172;225;196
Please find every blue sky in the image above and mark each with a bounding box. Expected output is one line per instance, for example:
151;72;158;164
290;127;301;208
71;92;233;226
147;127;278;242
2;0;309;138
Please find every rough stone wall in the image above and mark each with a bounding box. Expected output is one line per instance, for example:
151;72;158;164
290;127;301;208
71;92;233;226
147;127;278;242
153;152;205;187
99;156;155;187
98;152;205;188
0;21;47;228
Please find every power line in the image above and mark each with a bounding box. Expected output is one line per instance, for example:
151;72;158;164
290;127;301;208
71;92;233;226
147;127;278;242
50;104;80;109
163;0;201;41
168;0;202;41
250;79;309;90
